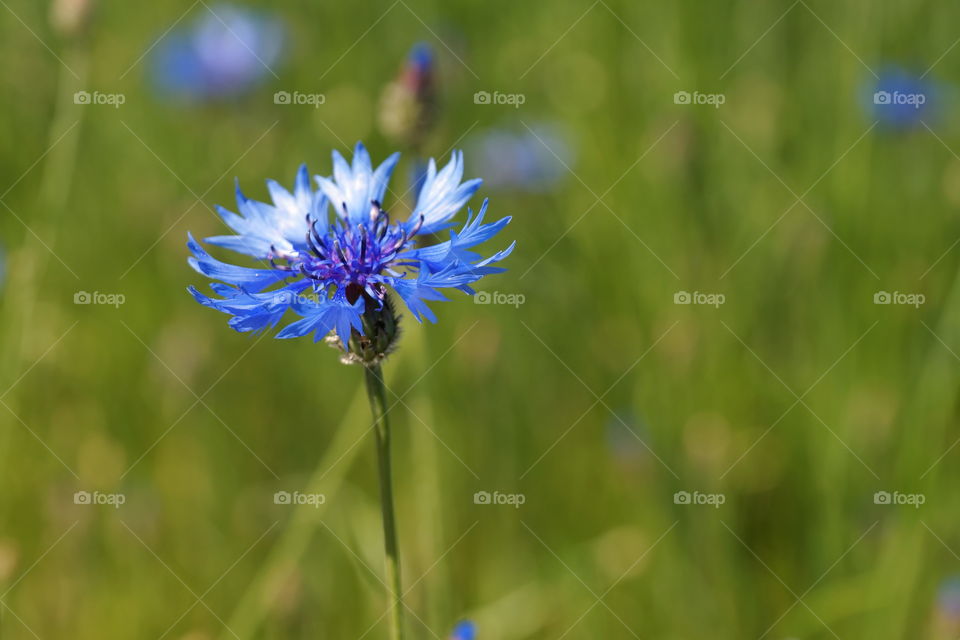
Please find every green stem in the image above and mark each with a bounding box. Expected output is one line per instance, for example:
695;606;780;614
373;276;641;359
364;363;404;640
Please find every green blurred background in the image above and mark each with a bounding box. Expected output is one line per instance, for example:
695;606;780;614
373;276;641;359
2;0;960;637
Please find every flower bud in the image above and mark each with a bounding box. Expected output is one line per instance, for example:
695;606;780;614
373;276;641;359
378;43;437;149
50;0;94;38
333;291;401;366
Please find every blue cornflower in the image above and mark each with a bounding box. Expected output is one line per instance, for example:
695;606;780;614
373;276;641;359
868;67;938;129
938;576;960;620
449;620;476;640
188;142;514;359
151;4;284;101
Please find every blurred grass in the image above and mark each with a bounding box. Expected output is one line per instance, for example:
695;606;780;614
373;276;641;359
2;0;960;637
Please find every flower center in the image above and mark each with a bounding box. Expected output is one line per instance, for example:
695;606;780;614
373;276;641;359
268;200;424;300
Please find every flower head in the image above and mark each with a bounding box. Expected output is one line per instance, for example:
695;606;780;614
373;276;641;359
188;143;513;362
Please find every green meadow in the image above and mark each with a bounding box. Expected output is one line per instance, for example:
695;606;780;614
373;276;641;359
1;0;959;637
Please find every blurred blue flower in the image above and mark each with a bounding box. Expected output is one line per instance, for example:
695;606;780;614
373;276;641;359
449;620;476;640
151;4;283;101
938;576;960;620
606;409;651;467
469;124;572;193
868;67;938;129
188;143;514;346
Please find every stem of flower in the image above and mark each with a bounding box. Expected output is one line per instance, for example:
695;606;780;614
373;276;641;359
364;363;404;640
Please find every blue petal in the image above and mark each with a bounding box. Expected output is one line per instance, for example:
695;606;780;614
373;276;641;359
316;143;400;225
187;233;288;292
409;151;482;235
276;291;365;345
293;163;312;211
188;280;310;334
266;178;298;214
207;169;316;257
204;231;274;258
390;269;448;323
371;151;401;208
403;200;511;268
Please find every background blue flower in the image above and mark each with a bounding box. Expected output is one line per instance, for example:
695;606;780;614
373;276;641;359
151;4;284;101
468;123;573;193
449;620;476;640
867;66;939;129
